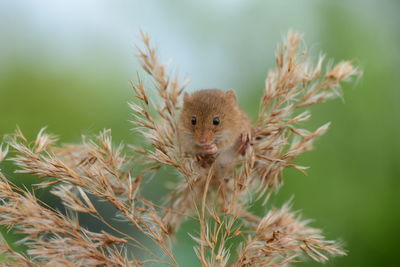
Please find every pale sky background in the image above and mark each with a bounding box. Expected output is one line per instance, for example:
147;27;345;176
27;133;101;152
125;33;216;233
1;0;396;93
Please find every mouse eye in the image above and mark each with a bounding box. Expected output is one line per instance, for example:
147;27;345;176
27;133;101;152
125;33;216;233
213;117;220;126
191;116;197;125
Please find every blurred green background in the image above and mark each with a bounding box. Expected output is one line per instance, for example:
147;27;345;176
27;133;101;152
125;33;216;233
1;0;399;266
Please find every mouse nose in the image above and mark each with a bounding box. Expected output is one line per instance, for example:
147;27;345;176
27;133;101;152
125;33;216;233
199;138;207;144
197;132;212;145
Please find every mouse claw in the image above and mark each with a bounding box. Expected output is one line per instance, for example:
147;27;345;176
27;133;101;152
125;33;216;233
238;130;252;155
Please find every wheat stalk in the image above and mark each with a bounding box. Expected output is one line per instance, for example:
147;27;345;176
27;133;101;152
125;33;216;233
0;31;360;267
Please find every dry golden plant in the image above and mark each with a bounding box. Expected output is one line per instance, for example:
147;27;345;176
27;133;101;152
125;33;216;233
0;31;360;266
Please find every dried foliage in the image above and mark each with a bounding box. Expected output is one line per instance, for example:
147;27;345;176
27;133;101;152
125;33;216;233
236;203;346;266
253;32;359;192
0;31;360;266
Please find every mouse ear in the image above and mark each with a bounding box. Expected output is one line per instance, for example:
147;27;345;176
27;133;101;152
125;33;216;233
183;92;191;103
225;90;237;103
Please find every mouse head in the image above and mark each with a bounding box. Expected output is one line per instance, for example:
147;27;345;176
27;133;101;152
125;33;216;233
180;89;242;152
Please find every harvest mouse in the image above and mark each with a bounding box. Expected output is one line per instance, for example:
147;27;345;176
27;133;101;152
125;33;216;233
177;89;251;176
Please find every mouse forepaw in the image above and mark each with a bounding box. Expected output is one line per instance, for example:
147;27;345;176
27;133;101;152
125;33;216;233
238;130;252;155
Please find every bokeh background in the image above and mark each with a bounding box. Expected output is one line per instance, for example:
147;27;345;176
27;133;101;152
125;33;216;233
1;0;399;266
